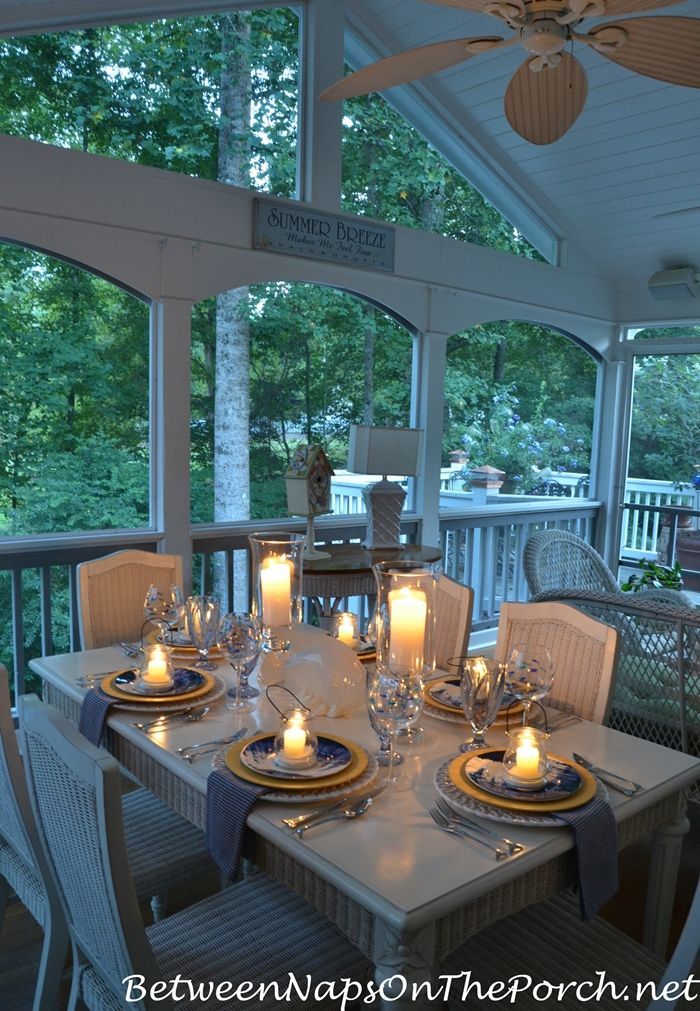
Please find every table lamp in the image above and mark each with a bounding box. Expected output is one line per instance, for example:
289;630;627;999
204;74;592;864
347;424;422;550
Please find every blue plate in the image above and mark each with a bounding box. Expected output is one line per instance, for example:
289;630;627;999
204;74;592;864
240;734;353;780
113;667;205;698
428;677;518;713
464;750;583;803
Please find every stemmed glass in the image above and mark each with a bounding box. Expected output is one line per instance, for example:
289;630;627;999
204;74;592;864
221;613;261;713
366;668;423;791
366;671;403;769
457;656;506;753
185;595;221;671
144;584;184;637
506;643;554;726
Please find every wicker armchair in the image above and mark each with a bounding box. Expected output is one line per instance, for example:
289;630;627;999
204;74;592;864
534;590;700;778
523;529;621;598
77;549;183;649
20;696;370;1011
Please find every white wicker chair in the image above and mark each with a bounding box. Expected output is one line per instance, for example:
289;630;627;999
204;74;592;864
19;696;370;1011
77;549;184;650
495;601;619;723
434;575;474;670
0;665;69;1010
445;876;700;1010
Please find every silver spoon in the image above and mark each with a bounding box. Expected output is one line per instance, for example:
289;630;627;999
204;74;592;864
293;794;377;838
177;727;248;757
133;706;210;733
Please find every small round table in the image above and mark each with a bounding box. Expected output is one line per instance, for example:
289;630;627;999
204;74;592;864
303;543;442;628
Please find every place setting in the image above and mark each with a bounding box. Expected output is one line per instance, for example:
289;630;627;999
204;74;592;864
207;684;379;880
432;647;619;919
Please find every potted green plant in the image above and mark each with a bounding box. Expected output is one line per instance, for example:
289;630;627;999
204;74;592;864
620;558;684;593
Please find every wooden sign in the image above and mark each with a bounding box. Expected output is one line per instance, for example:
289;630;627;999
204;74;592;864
253;197;395;272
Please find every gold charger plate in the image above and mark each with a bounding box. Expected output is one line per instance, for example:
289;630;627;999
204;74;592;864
99;667;216;704
425;676;524;722
447;750;597;814
225;732;368;791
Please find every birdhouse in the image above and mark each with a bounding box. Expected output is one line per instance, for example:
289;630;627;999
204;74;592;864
285;445;334;517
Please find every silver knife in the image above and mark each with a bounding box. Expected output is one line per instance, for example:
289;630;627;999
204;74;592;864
281;784;386;831
572;753;643;796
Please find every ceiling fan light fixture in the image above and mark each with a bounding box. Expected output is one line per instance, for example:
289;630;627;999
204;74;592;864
521;20;568;57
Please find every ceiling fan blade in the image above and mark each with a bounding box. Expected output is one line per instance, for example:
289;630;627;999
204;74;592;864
598;0;688;13
504;53;588;145
590;17;700;88
320;37;505;101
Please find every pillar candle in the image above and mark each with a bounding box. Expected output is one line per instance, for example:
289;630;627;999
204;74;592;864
514;738;541;779
388;586;427;672
144;647;170;684
337;615;356;647
283;717;307;759
260;554;292;626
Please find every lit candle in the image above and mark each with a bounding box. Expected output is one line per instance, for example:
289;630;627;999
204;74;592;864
471;657;488;680
260;555;292;626
388;586;427;672
337;615;356;647
514;737;541;779
283;715;307;759
144;647;170;685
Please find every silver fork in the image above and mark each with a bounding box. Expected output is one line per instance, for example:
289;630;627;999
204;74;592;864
293;795;377;838
434;798;523;855
133;706;210;733
429;806;509;860
177;727;247;759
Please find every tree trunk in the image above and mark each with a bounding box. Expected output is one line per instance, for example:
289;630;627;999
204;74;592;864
214;12;252;609
493;337;507;383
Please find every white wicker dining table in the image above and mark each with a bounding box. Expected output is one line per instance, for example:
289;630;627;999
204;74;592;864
30;637;700;1009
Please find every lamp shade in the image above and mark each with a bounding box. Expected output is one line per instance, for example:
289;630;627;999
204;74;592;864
347;425;421;477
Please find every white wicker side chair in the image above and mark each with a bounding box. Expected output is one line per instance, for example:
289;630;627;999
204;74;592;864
19;696;370;1011
77;549;184;650
0;664;69;1011
495;601;619;723
434;575;474;670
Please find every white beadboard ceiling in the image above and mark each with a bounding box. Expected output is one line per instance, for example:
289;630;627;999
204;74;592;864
0;0;699;291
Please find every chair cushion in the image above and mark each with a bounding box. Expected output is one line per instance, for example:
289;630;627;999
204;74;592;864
122;787;214;899
442;892;665;1010
81;871;370;1010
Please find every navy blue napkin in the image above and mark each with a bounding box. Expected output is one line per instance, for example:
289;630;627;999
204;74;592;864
556;793;619;919
78;688;115;746
206;767;267;881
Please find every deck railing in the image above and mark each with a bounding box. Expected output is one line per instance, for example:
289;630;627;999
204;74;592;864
619;501;700;581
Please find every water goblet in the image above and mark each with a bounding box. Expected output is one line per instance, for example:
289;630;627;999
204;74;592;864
366;671;403;769
506;643;554;726
185;595;220;671
366;667;423;792
458;656;506;753
144;584;184;638
221;613;261;713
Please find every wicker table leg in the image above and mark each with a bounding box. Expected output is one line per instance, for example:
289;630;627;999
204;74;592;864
372;919;437;1011
643;789;690;955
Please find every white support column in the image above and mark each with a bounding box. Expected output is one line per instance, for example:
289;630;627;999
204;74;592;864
411;331;448;549
151;298;193;590
297;0;344;210
594;353;634;571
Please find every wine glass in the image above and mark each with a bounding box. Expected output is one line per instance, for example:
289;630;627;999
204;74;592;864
185;595;221;671
506;643;554;726
366;668;423;792
366;670;403;769
458;656;506;753
144;584;184;641
221;613;261;713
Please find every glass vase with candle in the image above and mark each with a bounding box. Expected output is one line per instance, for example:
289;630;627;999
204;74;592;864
272;706;318;770
455;656;506;753
248;532;305;652
334;612;359;649
503;726;550;789
137;644;174;693
372;560;439;744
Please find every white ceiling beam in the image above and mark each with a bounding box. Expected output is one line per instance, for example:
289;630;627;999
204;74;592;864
0;0;292;37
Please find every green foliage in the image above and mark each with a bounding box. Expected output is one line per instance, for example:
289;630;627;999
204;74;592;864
629;354;700;480
620;559;684;593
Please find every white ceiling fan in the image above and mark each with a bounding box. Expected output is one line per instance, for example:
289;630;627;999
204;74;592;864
321;0;700;145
